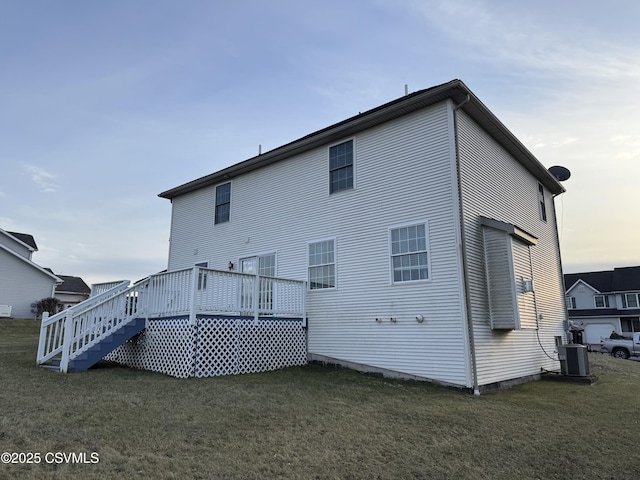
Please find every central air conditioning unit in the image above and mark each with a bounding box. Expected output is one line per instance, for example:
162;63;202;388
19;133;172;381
557;344;590;377
0;305;12;317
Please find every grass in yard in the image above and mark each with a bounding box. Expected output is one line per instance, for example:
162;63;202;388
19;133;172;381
1;318;639;479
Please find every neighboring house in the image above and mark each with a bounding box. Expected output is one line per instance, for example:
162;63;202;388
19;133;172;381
54;275;91;311
0;228;62;318
564;266;640;345
153;79;569;392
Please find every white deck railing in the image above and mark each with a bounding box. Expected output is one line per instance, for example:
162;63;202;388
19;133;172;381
145;267;306;320
37;280;131;365
90;280;129;297
37;268;306;372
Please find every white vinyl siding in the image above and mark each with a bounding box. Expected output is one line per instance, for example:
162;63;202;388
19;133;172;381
457;109;566;386
512;240;537;329
0;249;58;318
167;102;470;387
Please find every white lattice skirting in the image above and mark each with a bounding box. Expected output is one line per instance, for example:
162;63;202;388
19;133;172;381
105;316;307;378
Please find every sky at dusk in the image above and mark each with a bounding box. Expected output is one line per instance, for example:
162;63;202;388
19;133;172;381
1;0;639;286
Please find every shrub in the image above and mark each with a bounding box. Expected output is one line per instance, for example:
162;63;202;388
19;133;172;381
35;297;60;317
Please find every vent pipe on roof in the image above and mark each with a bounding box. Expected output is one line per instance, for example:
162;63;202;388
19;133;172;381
258;144;262;155
404;84;409;96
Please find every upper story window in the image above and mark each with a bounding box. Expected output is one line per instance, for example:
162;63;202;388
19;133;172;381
308;239;335;289
566;296;576;309
537;183;547;222
215;182;231;224
594;295;610;308
329;140;354;194
622;293;640;309
390;222;430;283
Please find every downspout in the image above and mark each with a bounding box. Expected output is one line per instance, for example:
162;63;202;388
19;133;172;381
452;94;481;395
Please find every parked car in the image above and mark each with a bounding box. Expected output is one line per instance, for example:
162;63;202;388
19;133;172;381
600;332;640;359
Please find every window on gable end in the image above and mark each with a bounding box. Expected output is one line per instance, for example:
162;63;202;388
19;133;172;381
538;183;547;222
329;140;354;194
215;182;231;224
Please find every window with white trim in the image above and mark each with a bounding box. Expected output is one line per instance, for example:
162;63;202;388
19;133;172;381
594;295;610;308
622;293;640;309
308;239;335;289
215;182;231;224
390;222;430;283
538;183;547;222
566;296;576;309
329;140;353;193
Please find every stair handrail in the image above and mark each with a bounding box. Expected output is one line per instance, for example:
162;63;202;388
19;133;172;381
37;280;131;365
59;279;151;372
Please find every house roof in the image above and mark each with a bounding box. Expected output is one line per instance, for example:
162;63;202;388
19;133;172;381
159;79;565;200
7;231;38;250
564;266;640;293
55;275;91;295
0;228;38;251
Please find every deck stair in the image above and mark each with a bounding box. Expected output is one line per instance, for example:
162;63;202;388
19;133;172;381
37;279;149;373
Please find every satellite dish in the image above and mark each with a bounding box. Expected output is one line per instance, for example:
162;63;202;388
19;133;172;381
548;165;571;182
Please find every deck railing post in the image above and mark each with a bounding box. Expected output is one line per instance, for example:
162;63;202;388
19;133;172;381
253;274;260;323
302;281;307;327
36;312;49;364
60;313;74;373
189;266;199;325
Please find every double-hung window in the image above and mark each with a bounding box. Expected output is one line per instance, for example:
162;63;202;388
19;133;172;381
329;140;353;193
566;296;576;309
308;239;335;289
594;295;610;308
215;182;231;224
622;293;640;309
390;222;430;283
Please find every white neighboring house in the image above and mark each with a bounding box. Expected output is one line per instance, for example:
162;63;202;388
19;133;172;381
0;228;62;318
54;275;91;311
565;266;640;345
156;79;569;392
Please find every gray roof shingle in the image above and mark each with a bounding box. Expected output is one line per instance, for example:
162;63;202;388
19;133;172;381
565;266;640;293
55;275;91;294
7;231;38;250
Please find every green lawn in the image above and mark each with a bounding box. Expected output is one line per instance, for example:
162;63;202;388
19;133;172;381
1;318;639;479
